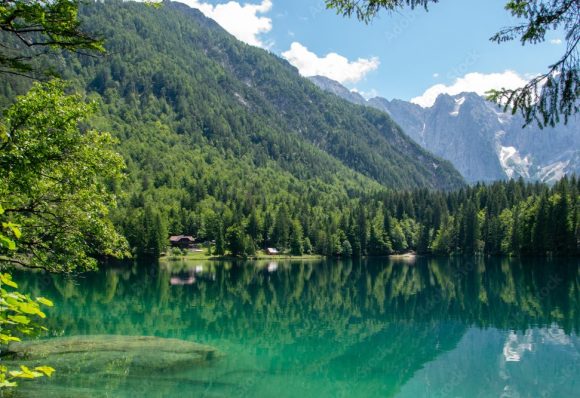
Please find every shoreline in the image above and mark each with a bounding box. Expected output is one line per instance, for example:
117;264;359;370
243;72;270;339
160;252;324;263
160;251;421;263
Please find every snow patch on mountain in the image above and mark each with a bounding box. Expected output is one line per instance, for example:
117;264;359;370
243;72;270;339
538;161;569;184
449;96;465;117
495;111;510;125
498;145;531;179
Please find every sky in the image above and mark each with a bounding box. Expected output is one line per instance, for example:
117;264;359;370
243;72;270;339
175;0;566;107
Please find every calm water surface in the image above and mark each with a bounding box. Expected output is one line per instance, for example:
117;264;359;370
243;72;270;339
7;257;580;397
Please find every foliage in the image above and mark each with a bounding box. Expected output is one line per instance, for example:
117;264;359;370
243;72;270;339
0;1;577;260
487;0;579;128
0;80;129;272
40;1;462;190
44;0;461;258
0;0;467;258
226;224;252;257
0;273;55;388
0;0;129;392
1;202;55;390
325;0;436;22
325;0;579;128
0;0;104;75
289;220;304;256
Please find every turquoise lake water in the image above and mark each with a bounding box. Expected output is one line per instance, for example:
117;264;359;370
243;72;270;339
5;257;580;397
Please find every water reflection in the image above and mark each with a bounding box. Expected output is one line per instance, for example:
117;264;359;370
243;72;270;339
8;257;580;397
503;330;533;362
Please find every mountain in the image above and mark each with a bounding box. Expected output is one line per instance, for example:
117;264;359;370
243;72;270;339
68;1;462;192
310;76;580;183
308;75;367;106
0;0;468;253
2;0;578;259
0;2;464;193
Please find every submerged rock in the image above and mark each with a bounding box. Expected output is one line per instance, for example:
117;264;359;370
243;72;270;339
4;335;222;377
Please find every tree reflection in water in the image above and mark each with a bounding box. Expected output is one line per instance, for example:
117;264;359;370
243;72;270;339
9;257;579;397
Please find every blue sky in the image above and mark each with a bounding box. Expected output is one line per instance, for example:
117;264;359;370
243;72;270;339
177;0;565;106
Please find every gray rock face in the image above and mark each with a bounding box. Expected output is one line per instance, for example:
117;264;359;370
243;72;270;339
419;93;507;183
308;75;367;106
310;77;580;183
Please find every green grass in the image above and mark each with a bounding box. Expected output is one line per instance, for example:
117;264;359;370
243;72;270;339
160;247;323;263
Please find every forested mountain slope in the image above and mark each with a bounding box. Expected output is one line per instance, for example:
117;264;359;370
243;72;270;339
3;1;576;259
0;0;466;254
49;0;462;191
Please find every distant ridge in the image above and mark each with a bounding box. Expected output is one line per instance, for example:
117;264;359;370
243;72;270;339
309;76;580;183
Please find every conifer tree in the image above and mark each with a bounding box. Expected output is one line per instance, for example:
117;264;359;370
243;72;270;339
289;220;304;256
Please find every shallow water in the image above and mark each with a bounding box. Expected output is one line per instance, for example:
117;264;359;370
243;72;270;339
5;257;580;397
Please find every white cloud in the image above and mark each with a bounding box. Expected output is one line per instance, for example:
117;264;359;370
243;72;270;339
432;73;439;78
411;70;529;108
178;0;273;48
550;38;562;45
281;42;380;85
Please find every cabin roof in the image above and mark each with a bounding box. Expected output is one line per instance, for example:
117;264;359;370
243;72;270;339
169;235;195;242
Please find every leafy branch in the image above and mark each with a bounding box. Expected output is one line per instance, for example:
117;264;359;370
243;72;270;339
325;0;580;128
0;0;104;76
488;0;580;127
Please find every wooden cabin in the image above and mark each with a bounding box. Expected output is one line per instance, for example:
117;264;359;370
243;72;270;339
169;235;196;249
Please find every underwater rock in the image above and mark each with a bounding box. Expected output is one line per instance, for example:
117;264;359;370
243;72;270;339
4;335;222;377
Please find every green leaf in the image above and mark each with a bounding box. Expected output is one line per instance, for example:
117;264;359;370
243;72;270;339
9;365;44;379
0;380;18;388
0;334;21;343
7;315;31;325
36;297;54;307
16;302;46;318
2;222;21;239
0;274;18;288
0;235;16;251
34;366;55;377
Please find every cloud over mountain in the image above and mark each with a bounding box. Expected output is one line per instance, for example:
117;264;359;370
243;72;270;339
282;42;379;85
179;0;273;47
411;70;529;108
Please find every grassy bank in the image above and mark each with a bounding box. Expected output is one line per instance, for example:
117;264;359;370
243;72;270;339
160;248;323;263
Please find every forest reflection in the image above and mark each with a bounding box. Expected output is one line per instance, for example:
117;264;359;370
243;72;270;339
13;257;579;339
7;258;579;397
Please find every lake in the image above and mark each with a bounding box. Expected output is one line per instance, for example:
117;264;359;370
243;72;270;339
5;257;580;397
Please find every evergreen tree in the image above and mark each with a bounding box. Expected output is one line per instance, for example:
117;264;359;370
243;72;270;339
272;205;290;249
460;202;480;254
247;209;262;244
552;187;572;255
356;206;369;255
532;194;550;255
368;224;391;255
303;237;313;254
226;225;248;257
289;220;304;256
389;219;407;253
341;239;353;257
417;225;430;254
262;211;273;248
214;221;226;256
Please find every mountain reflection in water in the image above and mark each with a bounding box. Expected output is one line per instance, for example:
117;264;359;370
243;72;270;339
9;257;579;398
